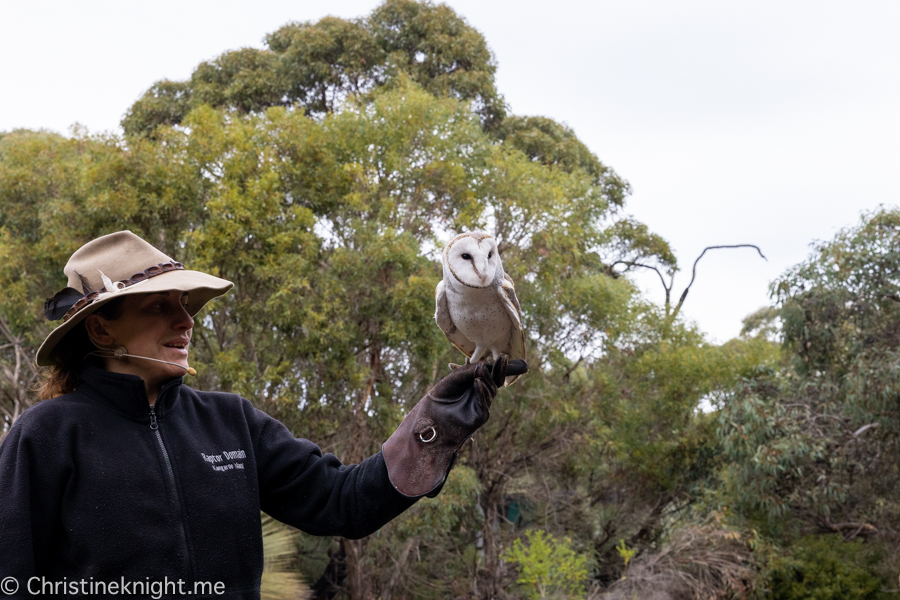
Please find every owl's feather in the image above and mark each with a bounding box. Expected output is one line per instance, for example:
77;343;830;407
498;277;526;369
435;280;477;358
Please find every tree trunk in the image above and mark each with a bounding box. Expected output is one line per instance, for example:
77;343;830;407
339;345;381;599
342;538;372;600
477;490;505;600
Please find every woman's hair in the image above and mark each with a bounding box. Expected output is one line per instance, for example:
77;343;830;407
37;298;126;400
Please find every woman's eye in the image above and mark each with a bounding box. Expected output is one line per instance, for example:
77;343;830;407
462;253;472;260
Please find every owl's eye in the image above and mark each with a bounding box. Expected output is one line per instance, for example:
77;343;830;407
488;252;493;258
461;253;472;260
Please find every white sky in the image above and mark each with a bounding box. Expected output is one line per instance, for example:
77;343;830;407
2;1;898;343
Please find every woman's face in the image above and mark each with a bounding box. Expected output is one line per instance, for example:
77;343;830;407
87;290;194;398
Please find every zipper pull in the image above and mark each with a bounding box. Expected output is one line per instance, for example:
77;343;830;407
149;408;158;431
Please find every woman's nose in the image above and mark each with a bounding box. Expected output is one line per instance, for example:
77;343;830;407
174;303;194;330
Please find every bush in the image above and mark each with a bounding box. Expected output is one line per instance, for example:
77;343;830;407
764;534;886;600
502;529;590;600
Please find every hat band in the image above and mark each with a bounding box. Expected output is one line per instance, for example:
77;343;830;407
49;261;185;322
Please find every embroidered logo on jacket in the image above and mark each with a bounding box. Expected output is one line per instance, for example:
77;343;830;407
201;449;246;472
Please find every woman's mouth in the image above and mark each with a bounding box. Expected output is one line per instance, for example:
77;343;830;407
163;341;189;355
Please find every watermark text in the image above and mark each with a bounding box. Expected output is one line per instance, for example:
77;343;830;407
0;576;224;598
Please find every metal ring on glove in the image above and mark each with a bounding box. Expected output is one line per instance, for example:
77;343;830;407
418;427;438;443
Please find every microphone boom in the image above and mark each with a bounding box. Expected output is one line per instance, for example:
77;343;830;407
88;346;197;376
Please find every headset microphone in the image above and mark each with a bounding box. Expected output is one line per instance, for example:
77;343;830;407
89;346;197;376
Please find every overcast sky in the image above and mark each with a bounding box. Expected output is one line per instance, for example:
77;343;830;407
2;1;898;343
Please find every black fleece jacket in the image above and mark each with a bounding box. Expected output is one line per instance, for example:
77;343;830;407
0;364;417;599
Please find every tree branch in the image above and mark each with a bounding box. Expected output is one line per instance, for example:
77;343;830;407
671;244;767;320
609;260;670;294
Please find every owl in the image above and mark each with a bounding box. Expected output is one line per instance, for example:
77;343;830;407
435;231;526;385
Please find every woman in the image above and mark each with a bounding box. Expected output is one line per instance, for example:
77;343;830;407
0;231;525;599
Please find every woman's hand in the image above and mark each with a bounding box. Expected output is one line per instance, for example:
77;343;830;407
382;356;528;497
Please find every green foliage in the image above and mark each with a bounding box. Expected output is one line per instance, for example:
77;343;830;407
121;80;193;139
266;16;381;115
775;207;900;378
497;116;630;207
354;466;485;598
192;48;287;114
606;217;678;270
714;209;900;600
502;529;590;600
391;464;483;540
595;318;778;498
615;539;635;570
370;0;504;128
763;535;886;600
739;306;780;341
719;209;900;535
123;0;504;137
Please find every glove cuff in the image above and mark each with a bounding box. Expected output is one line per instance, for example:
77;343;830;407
382;396;476;498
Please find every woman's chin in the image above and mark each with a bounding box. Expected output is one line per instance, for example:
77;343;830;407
159;349;189;367
167;363;189;375
144;355;189;378
165;360;190;376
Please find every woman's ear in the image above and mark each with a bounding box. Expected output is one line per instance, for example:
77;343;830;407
84;314;115;348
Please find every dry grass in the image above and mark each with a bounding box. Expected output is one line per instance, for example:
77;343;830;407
596;518;755;600
260;513;312;600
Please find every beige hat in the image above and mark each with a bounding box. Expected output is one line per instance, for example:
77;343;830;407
36;231;233;366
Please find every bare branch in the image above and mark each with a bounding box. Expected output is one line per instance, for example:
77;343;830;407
609;260;670;294
0;314;40;430
563;355;586;380
822;515;877;538
0;317;16;345
671;245;767;320
853;422;879;438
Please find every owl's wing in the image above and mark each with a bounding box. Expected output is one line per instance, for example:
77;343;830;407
499;274;526;384
435;280;476;359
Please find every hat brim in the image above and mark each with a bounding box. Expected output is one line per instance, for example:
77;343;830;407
36;269;233;367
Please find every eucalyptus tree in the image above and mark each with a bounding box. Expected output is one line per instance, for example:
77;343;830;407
718;209;900;594
122;0;504;138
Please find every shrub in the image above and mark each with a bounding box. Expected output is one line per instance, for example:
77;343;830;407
502;529;590;600
764;534;886;600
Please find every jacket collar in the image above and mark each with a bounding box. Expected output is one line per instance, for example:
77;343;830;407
76;362;184;421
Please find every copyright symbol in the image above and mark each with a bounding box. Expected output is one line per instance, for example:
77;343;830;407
0;577;18;595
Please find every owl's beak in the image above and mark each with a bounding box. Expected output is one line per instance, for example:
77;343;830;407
477;258;490;283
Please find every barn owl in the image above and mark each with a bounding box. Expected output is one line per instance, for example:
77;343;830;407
435;231;526;385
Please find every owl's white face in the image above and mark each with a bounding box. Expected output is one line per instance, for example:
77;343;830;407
446;233;500;288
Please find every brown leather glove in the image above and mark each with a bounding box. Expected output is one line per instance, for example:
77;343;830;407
383;356;528;497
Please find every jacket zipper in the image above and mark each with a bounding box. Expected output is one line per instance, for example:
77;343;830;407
149;384;194;583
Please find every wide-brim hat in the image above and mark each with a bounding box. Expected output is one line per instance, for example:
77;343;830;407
36;231;233;366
